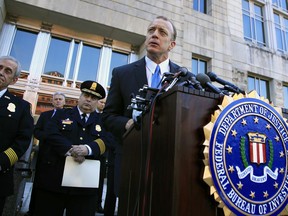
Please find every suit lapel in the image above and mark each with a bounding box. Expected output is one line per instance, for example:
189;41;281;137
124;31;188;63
72;107;83;125
133;57;148;88
86;111;97;125
169;61;180;73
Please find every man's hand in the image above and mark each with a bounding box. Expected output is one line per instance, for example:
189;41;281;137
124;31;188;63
70;145;89;156
125;119;134;130
73;155;85;164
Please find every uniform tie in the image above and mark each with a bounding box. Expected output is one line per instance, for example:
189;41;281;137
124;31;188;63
151;65;161;88
81;113;87;124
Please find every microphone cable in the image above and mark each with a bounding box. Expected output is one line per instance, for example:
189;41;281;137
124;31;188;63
141;83;167;216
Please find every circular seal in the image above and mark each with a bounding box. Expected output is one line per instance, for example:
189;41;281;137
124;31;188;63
204;93;288;216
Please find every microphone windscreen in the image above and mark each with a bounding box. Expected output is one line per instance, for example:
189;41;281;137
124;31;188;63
196;73;211;87
178;67;188;76
206;72;217;81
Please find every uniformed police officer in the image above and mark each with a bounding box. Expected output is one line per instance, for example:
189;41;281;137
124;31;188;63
33;80;108;216
0;56;34;215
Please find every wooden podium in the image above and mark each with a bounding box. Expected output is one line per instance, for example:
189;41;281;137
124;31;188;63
118;86;223;216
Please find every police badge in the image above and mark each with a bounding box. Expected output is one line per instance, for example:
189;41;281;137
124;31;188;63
7;102;16;112
203;91;288;216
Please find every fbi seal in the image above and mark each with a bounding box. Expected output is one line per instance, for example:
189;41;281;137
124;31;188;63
203;92;288;216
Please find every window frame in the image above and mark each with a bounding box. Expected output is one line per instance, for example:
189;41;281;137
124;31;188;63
248;75;270;100
242;0;266;46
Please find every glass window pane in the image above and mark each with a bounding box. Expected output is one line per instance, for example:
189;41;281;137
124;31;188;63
44;37;70;77
255;20;265;44
254;5;262;16
77;44;100;81
276;28;284;50
242;0;250;11
192;58;198;74
243;15;252;39
248;77;255;92
200;0;206;13
274;14;280;24
199;60;206;74
281;0;288;10
259;79;268;98
193;0;199;11
10;29;37;71
108;51;128;85
285;17;288;27
284;86;288;108
192;58;206;74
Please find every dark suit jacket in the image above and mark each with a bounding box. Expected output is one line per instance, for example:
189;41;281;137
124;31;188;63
102;57;180;195
0;90;34;196
34;107;109;195
34;109;55;142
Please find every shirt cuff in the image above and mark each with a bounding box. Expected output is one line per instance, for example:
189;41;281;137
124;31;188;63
85;144;92;155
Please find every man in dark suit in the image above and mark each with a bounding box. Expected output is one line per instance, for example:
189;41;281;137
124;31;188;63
95;97;107;214
0;56;34;215
102;16;180;198
33;80;109;216
25;92;66;216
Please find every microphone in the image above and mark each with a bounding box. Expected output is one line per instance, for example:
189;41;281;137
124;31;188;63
196;73;224;95
177;72;204;91
165;67;189;91
207;72;245;94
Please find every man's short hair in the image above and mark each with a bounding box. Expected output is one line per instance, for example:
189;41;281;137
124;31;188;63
0;56;22;77
155;16;177;41
53;92;66;99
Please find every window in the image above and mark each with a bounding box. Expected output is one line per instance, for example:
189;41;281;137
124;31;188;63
273;0;288;11
44;37;101;81
193;0;207;14
242;0;266;46
284;85;288;108
77;44;100;81
108;51;129;85
274;13;288;52
248;76;270;100
10;28;37;71
192;57;207;74
44;37;70;77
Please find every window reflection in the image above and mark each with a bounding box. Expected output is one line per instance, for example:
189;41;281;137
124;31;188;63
44;37;70;77
108;51;128;85
77;44;100;81
10;29;37;71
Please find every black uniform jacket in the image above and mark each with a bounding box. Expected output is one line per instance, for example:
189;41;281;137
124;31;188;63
34;107;108;195
0;90;34;196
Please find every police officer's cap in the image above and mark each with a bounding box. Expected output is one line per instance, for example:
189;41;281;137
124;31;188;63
80;80;106;99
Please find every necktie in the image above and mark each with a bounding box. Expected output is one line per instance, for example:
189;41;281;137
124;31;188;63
81;113;87;124
51;109;56;118
151;65;161;88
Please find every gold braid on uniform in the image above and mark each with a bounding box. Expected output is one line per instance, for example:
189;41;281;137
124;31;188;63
4;148;18;166
95;139;105;155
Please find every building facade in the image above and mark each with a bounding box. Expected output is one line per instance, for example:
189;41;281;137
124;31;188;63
0;0;287;115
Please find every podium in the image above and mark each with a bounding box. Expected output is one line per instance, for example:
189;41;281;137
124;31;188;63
118;86;223;216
